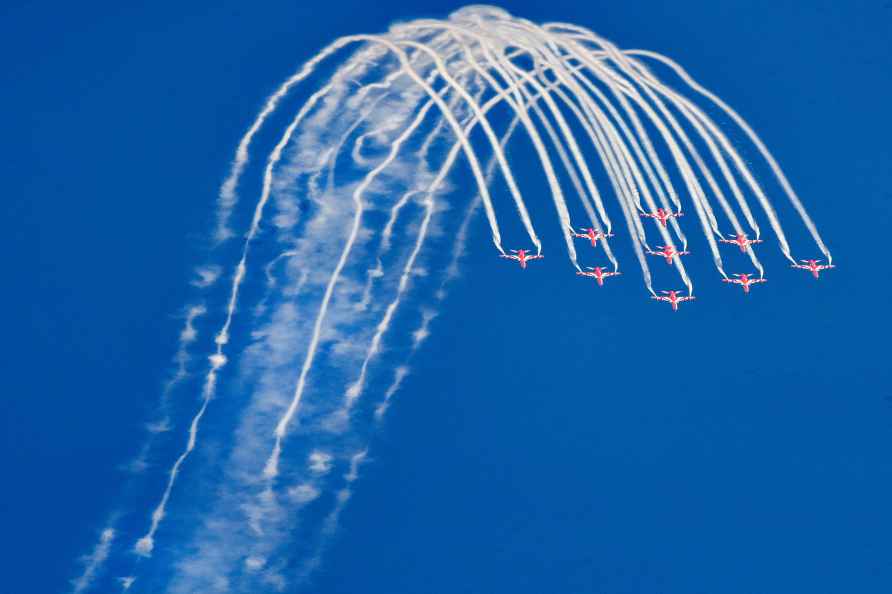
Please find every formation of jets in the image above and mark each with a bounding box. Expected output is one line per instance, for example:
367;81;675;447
499;213;833;311
791;259;835;279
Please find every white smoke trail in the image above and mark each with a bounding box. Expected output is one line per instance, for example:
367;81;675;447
124;304;207;475
375;365;412;421
70;528;115;594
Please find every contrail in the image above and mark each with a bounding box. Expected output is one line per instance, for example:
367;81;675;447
70;528;115;594
375;365;412;421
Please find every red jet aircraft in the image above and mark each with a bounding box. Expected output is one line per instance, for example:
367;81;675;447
500;249;543;269
570;227;614;248
791;259;835;279
640;207;683;227
722;273;767;294
719;232;764;252
576;266;621;286
646;245;690;265
651;290;695;311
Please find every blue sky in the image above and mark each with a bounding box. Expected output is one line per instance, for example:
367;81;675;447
2;0;892;592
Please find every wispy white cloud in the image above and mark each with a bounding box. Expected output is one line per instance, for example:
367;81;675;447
118;576;135;590
287;483;321;505
308;450;334;475
191;266;222;288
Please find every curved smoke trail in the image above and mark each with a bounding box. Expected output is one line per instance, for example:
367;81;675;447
69;6;831;592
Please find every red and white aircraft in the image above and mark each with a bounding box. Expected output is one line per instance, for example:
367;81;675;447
640;207;683;227
791;259;835;279
500;248;543;270
646;245;690;265
651;290;695;311
719;232;763;253
570;227;614;248
576;266;621;286
722;273;767;294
